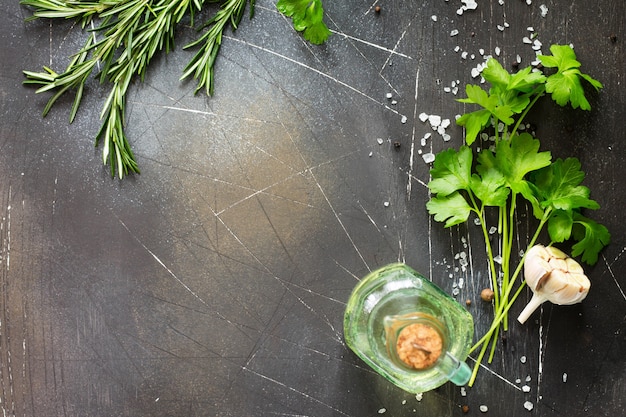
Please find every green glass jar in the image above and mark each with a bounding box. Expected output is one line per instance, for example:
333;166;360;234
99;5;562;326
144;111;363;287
343;263;474;393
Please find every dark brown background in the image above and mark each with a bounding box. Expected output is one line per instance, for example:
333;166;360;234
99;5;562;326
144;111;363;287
1;1;624;416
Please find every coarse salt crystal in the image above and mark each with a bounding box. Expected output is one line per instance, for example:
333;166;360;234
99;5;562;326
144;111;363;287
471;67;481;78
461;51;469;59
497;24;505;31
401;115;408;124
419;112;429;122
378;408;387;414
562;373;568;383
522;385;531;392
431;15;438;22
377;138;384;145
523;36;532;44
540;4;548;17
524;401;534;411
386;92;393;99
422;153;436;163
415;393;423;401
450;29;459;36
495;46;501;56
441;119;451;129
463;0;478;10
428;115;442;127
479;405;488;413
520;356;527;363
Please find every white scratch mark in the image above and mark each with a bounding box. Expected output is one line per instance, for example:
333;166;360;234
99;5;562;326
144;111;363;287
243;367;350;416
380;19;414;71
602;251;626;301
407;67;420;200
311;169;370;272
4;186;11;272
331;30;413;60
224;35;407;121
115;217;210;308
467;356;523;390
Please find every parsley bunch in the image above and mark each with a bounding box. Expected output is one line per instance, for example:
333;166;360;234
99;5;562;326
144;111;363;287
426;45;610;385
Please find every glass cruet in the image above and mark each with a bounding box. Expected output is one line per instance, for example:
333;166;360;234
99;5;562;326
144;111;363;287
343;263;474;393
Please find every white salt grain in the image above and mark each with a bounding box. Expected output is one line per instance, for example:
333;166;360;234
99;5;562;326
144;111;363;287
378;408;387;414
415;393;423;401
386;92;393;99
562;373;568;383
522;385;531;392
401;115;408;124
450;29;459;37
377;138;384;145
431;15;438;22
419;112;429;122
495;46;501;56
540;4;548;17
523;36;532;44
428;114;442;127
422;153;436;163
524;401;534;411
479;405;488;413
520;356;527;363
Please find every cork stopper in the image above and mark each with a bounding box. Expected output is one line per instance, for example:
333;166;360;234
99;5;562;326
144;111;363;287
395;323;443;370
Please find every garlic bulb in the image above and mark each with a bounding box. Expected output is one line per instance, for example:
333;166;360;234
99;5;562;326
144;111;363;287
517;245;590;324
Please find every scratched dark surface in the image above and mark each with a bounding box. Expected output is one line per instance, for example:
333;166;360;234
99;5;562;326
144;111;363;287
1;1;625;416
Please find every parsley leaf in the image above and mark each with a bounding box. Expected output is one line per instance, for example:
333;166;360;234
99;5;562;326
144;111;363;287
277;0;331;45
539;44;603;110
470;169;509;207
530;157;600;212
427;146;473;196
571;213;611;265
426;193;473;228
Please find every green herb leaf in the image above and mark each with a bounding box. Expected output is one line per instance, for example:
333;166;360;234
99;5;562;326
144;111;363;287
276;0;331;45
427;146;473;196
571;213;611;265
470;169;509;207
547;209;574;242
539;44;603;110
456;109;491;145
493;133;552;190
426;193;473;228
531;157;600;212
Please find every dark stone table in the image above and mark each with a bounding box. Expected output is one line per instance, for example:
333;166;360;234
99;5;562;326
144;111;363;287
1;1;624;416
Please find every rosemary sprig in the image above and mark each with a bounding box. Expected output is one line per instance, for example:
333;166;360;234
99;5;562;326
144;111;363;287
182;0;253;96
21;0;255;178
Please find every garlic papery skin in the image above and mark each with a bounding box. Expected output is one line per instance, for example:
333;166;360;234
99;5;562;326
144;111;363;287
517;245;591;324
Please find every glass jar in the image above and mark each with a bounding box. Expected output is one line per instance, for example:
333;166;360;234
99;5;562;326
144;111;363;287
343;263;474;393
